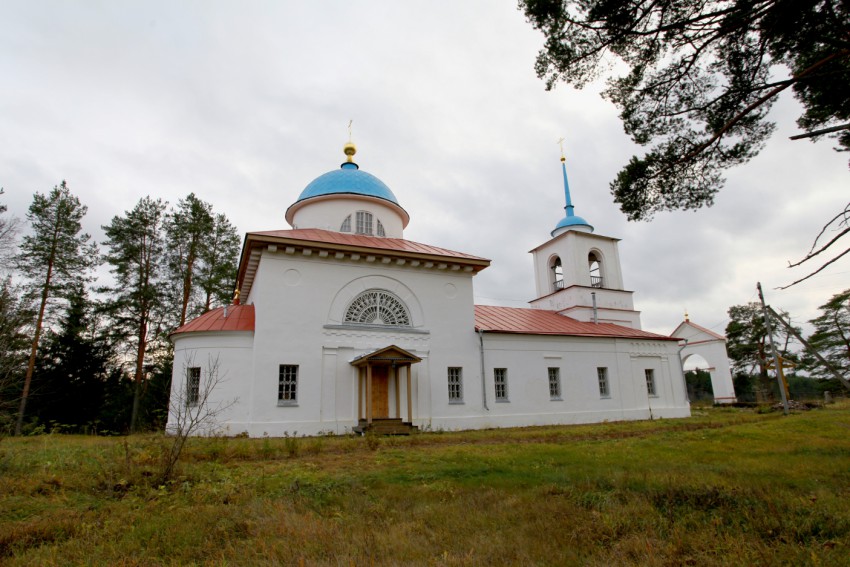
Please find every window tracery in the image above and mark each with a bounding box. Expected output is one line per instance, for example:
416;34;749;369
344;289;411;326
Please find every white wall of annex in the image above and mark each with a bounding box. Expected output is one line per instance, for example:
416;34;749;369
168;332;255;435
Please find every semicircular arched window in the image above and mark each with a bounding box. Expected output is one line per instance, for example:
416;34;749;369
344;289;411;326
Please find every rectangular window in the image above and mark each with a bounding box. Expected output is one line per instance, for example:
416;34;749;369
548;367;561;400
494;368;508;402
186;367;201;406
448;367;463;403
355;211;373;235
278;365;298;406
597;367;610;398
645;369;656;396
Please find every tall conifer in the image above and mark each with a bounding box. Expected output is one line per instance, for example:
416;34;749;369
101;197;167;433
14;182;97;435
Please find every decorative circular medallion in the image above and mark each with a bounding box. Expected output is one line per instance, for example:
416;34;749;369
444;283;458;299
283;269;301;287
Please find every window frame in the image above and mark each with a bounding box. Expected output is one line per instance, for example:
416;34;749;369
447;367;464;404
340;214;351;232
548;367;562;401
278;364;299;407
186;366;201;406
597;367;610;398
645;368;657;397
355;210;373;235
494;368;509;402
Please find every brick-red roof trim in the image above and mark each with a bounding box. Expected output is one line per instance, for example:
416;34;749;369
172;304;255;336
249;229;489;262
475;305;678;340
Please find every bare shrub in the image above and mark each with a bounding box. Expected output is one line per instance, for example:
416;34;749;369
161;353;236;483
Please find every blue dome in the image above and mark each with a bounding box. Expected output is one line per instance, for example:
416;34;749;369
295;162;399;205
552;214;593;236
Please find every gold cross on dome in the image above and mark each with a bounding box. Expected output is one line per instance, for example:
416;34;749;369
348;120;353;142
557;137;566;160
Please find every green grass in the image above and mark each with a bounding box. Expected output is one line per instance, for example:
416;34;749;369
1;402;849;565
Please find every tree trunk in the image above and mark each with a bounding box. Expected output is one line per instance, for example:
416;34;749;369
129;313;147;433
15;286;49;435
14;221;60;436
179;248;195;328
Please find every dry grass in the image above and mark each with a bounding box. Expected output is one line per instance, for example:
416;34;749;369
1;401;849;565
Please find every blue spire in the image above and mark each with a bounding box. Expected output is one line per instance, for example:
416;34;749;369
551;155;593;236
562;159;575;217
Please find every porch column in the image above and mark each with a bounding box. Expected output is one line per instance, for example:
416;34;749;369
406;363;412;424
366;363;373;425
357;367;363;421
393;364;400;419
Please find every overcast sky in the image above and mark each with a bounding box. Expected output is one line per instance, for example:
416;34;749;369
1;1;847;341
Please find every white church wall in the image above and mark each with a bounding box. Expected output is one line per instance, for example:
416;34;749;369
426;333;689;431
167;332;255;435
673;321;737;403
241;247;480;436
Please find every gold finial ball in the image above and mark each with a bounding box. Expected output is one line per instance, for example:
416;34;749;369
560;156;566;162
343;142;357;159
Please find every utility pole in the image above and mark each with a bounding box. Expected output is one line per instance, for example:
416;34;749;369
757;282;789;415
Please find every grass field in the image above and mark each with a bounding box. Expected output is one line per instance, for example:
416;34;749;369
1;403;849;566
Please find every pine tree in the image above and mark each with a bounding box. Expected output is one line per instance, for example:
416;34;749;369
725;302;798;399
164;194;214;328
13;182;98;435
101;196;167;433
803;289;850;380
164;197;240;328
196;212;240;312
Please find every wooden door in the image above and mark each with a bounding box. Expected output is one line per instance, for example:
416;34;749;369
371;365;389;418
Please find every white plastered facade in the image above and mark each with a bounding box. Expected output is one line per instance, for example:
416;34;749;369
671;320;737;403
168;155;694;436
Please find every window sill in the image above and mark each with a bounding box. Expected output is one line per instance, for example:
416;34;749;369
277;401;298;407
600;395;612;399
448;400;464;405
495;399;510;403
550;397;563;402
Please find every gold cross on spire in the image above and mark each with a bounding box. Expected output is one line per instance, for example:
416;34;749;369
348;119;353;142
557;137;566;162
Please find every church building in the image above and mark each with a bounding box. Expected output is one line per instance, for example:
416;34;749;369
167;142;694;436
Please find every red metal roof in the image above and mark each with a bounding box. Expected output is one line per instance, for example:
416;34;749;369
248;229;489;262
172;304;255;336
475;305;678;340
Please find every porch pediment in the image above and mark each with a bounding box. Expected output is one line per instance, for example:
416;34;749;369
350;345;422;367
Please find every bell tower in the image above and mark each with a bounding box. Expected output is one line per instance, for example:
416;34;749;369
529;149;642;329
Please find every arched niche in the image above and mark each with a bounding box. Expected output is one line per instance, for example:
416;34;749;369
588;249;604;288
550;255;564;292
327;275;425;328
